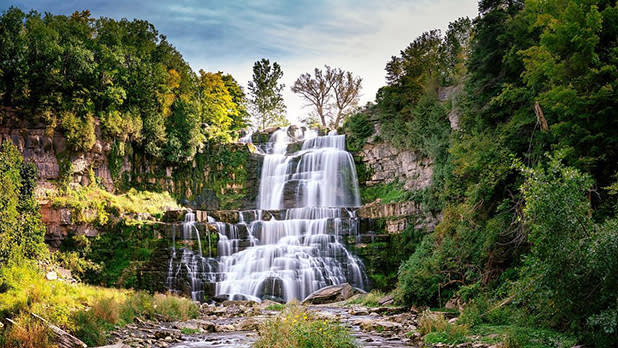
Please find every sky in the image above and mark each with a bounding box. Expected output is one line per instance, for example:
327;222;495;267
3;0;479;124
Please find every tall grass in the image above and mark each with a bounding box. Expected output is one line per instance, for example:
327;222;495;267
0;313;55;348
0;261;198;346
418;310;469;344
255;303;358;348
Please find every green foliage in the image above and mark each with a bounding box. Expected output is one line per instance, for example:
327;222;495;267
0;8;248;164
512;152;618;345
360;181;417;204
0;141;46;265
51;185;179;225
255;304;358;348
49;185;178;286
180;327;200;335
342;110;374;152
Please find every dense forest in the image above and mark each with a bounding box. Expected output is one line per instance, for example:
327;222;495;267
343;0;618;345
0;8;249;164
0;0;617;347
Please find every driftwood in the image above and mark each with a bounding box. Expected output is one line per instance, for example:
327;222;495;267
29;313;87;348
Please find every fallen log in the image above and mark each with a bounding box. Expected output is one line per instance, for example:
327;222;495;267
29;313;87;348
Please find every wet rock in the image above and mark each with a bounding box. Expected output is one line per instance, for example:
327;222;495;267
256;276;285;301
302;283;358;304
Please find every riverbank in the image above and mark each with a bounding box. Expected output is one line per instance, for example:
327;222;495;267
104;297;510;348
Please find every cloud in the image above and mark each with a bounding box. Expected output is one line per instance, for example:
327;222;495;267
4;0;478;123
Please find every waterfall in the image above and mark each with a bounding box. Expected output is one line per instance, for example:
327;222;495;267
215;127;366;302
167;210;217;302
167;127;367;303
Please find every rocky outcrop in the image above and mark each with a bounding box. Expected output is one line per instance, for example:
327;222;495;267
301;283;362;304
360;141;433;191
0;126;114;191
358;200;439;233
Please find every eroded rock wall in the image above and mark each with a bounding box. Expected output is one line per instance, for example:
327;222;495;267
359;141;433;191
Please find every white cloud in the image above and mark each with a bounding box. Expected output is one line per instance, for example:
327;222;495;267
192;0;478;125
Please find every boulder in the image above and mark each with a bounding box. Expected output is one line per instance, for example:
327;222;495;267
302;283;359;304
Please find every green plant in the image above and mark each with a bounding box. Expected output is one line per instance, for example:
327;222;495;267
255;304;358;348
180;327;200;335
265;303;286;311
418;310;469;344
345;290;386;308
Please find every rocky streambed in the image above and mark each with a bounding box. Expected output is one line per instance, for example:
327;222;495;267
102;298;500;348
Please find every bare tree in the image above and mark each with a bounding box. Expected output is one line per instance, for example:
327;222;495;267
291;66;336;127
332;69;362;128
292;66;362;129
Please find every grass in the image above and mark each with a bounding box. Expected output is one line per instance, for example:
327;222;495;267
0;260;198;346
418;309;469;345
264;303;286;311
50;185;179;225
180;327;200;335
471;325;577;348
255;303;358;348
415;305;578;347
0;312;55;348
345;290;387;307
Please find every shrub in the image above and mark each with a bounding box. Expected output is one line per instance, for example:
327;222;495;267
59;111;96;152
71;310;109;346
255;304;358;348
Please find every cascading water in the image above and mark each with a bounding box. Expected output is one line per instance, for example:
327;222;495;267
215;127;366;302
167;127;367;302
167;210;217;302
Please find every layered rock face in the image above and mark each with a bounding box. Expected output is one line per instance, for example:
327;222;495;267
359;141;433;192
0;126;114;190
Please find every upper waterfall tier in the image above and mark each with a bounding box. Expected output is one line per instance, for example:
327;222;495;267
257;128;361;210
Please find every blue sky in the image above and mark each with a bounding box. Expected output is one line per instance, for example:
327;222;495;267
3;0;479;122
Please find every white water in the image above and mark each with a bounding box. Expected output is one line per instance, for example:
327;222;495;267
215;127;365;302
167;127;367;302
168;211;216;301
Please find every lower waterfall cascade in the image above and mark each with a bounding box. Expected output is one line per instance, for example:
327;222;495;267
167;127;368;302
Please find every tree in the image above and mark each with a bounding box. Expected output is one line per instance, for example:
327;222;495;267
291;65;362;128
197;70;238;142
332;68;362;128
247;58;288;130
221;73;250;134
291;66;335;127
